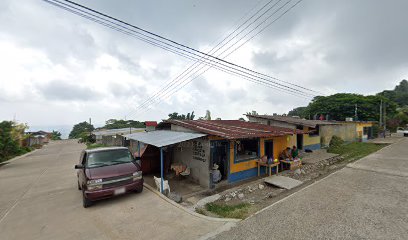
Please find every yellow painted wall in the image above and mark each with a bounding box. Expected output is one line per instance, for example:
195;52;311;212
229;135;295;174
356;123;373;133
303;126;320;146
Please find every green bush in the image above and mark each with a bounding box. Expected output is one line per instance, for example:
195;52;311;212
329;135;344;149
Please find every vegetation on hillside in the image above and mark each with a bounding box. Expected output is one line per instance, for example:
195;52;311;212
68;121;94;139
0;121;31;163
104;119;145;129
287;80;408;131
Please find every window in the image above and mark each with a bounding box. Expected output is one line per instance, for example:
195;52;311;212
363;127;370;135
309;126;320;137
235;139;259;162
86;149;133;168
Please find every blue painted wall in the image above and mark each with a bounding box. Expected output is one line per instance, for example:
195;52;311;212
304;143;321;151
229;166;278;183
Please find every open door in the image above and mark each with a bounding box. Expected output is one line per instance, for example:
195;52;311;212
296;134;303;150
264;140;274;159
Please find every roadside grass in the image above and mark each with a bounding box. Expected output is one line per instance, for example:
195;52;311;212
205;203;250;219
86;143;107;149
0;147;33;164
327;142;388;161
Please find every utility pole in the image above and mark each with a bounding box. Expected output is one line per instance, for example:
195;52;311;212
379;100;382;128
384;103;386;138
355;104;358;121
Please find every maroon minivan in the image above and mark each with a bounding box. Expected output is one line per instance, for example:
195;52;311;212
75;147;143;208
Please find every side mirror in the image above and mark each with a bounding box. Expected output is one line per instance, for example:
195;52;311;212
74;164;84;169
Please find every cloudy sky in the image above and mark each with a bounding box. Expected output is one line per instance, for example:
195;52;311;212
1;0;407;129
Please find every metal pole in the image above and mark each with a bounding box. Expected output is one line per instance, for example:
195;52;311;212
379;100;382;135
384;103;386;138
160;147;164;194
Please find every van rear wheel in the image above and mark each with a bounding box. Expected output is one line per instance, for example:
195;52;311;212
82;190;93;208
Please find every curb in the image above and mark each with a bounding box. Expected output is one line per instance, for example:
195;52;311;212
143;183;240;223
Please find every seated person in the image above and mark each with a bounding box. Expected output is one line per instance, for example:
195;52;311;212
259;155;268;163
212;164;222;183
279;147;293;161
292;146;300;161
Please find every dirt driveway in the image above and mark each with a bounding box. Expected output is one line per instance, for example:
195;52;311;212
0;140;232;240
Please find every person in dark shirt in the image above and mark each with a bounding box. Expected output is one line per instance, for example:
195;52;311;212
292;146;299;159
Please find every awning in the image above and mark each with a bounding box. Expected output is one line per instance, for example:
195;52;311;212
124;130;207;147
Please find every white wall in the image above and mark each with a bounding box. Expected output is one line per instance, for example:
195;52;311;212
173;138;210;188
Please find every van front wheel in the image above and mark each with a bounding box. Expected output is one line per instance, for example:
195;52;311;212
82;191;93;208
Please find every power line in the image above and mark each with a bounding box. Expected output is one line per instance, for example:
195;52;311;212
43;0;317;116
45;0;315;98
127;0;283;115
127;0;312;118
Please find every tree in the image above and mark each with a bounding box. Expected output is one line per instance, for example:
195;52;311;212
168;111;195;120
69;121;94;139
287;107;308;118
205;110;211;120
304;94;396;121
0;121;28;162
378;79;408;107
246;110;258;116
104;119;145;129
50;130;62;140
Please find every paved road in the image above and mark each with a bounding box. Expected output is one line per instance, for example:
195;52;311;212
0;140;230;240
213;138;408;240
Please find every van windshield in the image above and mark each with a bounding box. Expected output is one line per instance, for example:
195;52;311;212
87;149;133;168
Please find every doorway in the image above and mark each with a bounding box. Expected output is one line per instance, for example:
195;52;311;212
264;140;274;160
210;141;229;181
296;134;303;150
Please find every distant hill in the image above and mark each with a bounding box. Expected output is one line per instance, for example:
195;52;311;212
377;79;408;107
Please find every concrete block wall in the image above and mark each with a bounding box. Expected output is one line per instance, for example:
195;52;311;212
172;138;210;188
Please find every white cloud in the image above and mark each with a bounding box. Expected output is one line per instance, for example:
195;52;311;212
1;0;407;127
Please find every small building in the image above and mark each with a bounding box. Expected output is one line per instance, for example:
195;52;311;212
92;128;145;146
333;121;375;142
127;120;302;189
247;115;375;148
24;131;51;147
246;115;341;149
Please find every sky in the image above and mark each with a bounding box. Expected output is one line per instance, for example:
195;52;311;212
0;0;407;129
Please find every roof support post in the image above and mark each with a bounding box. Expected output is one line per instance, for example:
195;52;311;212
160;147;164;194
138;141;140;158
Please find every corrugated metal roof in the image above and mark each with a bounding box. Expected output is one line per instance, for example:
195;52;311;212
124;130;207;147
166;120;302;139
92;128;145;136
247;115;339;128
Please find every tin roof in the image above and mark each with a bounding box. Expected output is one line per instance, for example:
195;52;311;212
247;115;338;128
92;128;145;136
125;130;207;147
167;120;302;139
145;121;158;127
